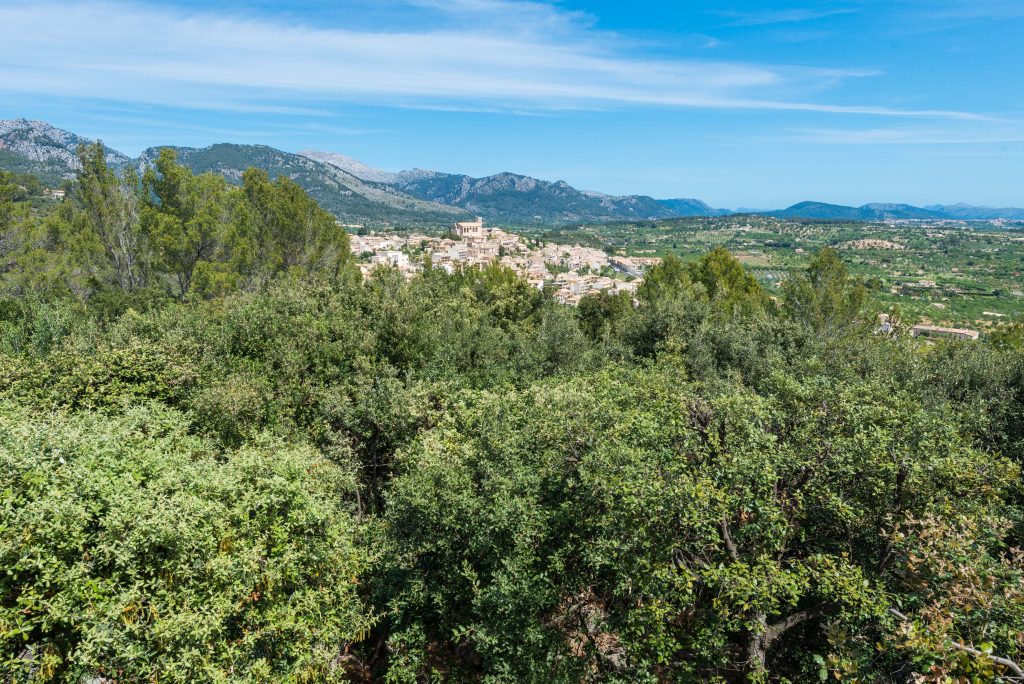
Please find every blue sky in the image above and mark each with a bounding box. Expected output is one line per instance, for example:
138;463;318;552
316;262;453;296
1;0;1022;208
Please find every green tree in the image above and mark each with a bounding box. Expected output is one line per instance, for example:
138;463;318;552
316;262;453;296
0;402;375;683
240;168;355;286
990;320;1024;350
577;289;631;342
143;148;240;298
686;246;772;313
637;252;693;304
381;366;1021;682
781;247;867;334
0;171;30;276
465;260;543;326
70;143;152;292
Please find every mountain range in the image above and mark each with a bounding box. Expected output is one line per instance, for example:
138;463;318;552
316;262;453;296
0;118;130;187
766;202;945;222
132;144;469;228
303;151;687;224
2;118;1022;226
762;201;1024;222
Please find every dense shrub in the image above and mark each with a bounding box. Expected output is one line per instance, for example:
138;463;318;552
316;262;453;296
0;403;374;682
2;155;1023;681
380;366;1022;681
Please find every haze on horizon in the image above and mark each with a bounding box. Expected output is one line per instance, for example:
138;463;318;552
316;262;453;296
0;0;1020;209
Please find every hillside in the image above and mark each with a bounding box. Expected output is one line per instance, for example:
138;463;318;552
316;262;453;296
388;169;679;225
303;151;684;225
0;149;69;187
4;120;1024;683
0;118;129;185
300;150;400;183
768;201;946;221
656;197;730;217
135;144;470;228
4;162;1024;680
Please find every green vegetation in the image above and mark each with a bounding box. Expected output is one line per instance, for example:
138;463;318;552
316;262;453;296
0;149;70;189
1;144;356;302
2;147;1024;682
137;143;470;230
390;171;678;226
1;404;372;682
532;215;1024;328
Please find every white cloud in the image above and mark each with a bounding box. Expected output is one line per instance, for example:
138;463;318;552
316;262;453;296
909;0;1024;20
788;125;1024;144
718;7;859;26
0;0;989;119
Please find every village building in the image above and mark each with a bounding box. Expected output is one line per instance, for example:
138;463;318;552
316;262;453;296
453;217;485;240
910;324;980;341
353;225;651;306
371;250;410;269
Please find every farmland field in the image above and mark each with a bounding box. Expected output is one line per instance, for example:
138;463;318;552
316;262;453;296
529;215;1024;328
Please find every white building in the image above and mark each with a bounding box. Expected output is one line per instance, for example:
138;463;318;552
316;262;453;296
371;251;410;268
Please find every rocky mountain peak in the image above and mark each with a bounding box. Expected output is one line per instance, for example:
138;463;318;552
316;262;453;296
0;118;130;177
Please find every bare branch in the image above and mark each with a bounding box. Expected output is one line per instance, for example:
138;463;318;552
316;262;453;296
719;517;739;561
877;541;895;574
765;602;834;646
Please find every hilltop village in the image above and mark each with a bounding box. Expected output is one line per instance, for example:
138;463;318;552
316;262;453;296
351;218;659;305
351;219;994;341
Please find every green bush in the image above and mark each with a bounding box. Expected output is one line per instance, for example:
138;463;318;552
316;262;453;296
3;153;1024;681
0;402;375;683
381;365;1021;681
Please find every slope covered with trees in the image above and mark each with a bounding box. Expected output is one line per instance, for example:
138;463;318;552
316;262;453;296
389;170;680;225
1;148;1023;683
134;144;471;229
0;120;470;230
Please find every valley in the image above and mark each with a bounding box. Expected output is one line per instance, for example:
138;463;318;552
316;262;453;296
4;117;1021;333
530;215;1024;328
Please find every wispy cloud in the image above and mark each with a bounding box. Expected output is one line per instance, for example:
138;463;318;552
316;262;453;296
718;7;858;26
788;125;1024;144
878;0;1024;37
908;0;1024;20
0;0;987;120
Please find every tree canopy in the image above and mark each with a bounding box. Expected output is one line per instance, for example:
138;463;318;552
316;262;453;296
1;148;1022;682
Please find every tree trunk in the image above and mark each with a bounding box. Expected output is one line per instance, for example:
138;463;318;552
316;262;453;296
746;611;769;681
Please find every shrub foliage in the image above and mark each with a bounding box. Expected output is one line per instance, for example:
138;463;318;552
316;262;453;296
0;151;1022;682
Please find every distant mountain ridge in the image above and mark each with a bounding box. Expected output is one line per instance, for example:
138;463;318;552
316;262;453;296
656;198;732;217
301;149;1024;223
0;119;469;228
303;151;687;224
923;203;1024;220
2;119;1022;226
133;144;470;228
0;118;129;185
767;202;944;221
390;170;682;225
300;150;400;184
765;201;1024;221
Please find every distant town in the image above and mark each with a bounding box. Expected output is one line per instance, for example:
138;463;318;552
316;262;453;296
351;218;660;305
351;217;1016;343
